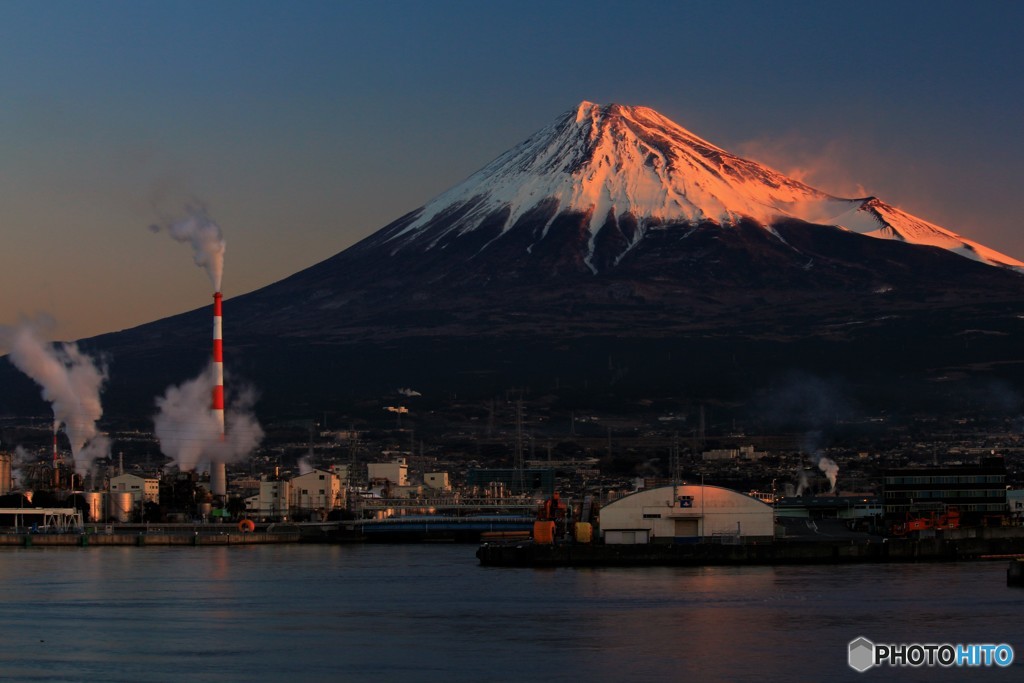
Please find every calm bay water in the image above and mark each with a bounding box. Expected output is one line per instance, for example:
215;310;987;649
0;544;1021;682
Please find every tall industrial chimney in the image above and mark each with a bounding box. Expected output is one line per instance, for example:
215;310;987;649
210;291;227;502
52;424;60;490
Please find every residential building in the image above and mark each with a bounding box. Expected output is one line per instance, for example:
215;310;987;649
289;468;344;520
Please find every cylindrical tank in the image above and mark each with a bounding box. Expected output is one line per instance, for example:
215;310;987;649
0;452;12;495
108;492;133;522
84;492;105;523
533;520;556;545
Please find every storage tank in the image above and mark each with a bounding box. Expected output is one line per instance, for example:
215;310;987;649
84;492;105;523
109;492;133;523
533;520;556;544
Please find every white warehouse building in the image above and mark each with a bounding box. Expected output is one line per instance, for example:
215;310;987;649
600;485;774;544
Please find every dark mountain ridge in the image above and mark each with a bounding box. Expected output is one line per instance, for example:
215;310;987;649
4;103;1024;421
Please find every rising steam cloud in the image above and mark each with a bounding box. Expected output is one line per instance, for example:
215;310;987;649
0;320;110;475
153;363;263;474
795;452;840;496
817;456;839;494
13;445;33;490
150;205;226;292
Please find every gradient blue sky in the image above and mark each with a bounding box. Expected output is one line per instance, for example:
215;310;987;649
2;0;1022;340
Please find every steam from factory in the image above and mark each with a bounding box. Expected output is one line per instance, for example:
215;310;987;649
818;456;839;493
0;319;110;477
152;363;263;474
0;205;262;507
151;205;262;499
794;453;840;496
149;204;225;292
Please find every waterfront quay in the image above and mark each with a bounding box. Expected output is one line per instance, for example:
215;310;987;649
0;522;301;547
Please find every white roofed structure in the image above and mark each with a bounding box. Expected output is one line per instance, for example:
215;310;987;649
599;485;774;545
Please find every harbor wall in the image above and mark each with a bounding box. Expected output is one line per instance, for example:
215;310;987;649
0;531;299;547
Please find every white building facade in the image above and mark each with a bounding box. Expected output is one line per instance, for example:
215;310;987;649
600;485;775;544
424;472;450;491
367;458;408;486
110;473;160;505
289;468;344;519
245;479;291;521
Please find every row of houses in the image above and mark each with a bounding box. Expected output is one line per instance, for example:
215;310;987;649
100;458;454;522
243;466;346;521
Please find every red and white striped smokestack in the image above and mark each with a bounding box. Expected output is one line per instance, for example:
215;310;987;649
210;291;227;501
212;292;225;429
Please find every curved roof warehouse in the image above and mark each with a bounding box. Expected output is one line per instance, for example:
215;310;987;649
600;485;774;545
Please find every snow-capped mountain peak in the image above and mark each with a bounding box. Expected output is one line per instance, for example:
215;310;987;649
379;102;1022;271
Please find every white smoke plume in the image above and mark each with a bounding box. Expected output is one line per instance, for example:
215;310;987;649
153;363;263;474
298;457;314;475
795;451;840;496
12;445;33;490
397;387;422;397
792;426;840;495
818;456;839;494
149;205;226;292
1;320;110;476
795;468;809;496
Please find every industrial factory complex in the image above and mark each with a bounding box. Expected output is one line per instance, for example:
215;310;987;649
2;246;1024;561
3;407;1024;565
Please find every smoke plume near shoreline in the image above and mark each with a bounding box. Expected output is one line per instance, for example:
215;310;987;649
153;363;263;475
0;319;110;475
149;205;226;292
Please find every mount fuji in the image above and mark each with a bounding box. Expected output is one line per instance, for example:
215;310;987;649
7;102;1024;419
374;101;1021;273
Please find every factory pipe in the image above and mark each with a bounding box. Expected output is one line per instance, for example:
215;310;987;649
52;425;60;490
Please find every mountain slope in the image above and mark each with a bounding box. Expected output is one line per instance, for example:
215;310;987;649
827;198;1021;268
5;102;1024;420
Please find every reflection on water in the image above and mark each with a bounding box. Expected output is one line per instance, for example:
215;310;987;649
0;545;1021;682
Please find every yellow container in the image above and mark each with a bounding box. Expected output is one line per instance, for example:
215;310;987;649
574;522;593;544
533;520;556;544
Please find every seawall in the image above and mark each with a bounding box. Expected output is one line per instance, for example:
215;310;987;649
0;531;300;547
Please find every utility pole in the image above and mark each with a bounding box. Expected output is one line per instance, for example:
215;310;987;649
670;432;679;493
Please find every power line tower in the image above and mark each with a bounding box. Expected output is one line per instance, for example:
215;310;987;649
670;432;680;493
698;404;706;450
513;399;525;495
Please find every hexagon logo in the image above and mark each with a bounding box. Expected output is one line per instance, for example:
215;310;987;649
849;637;875;673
